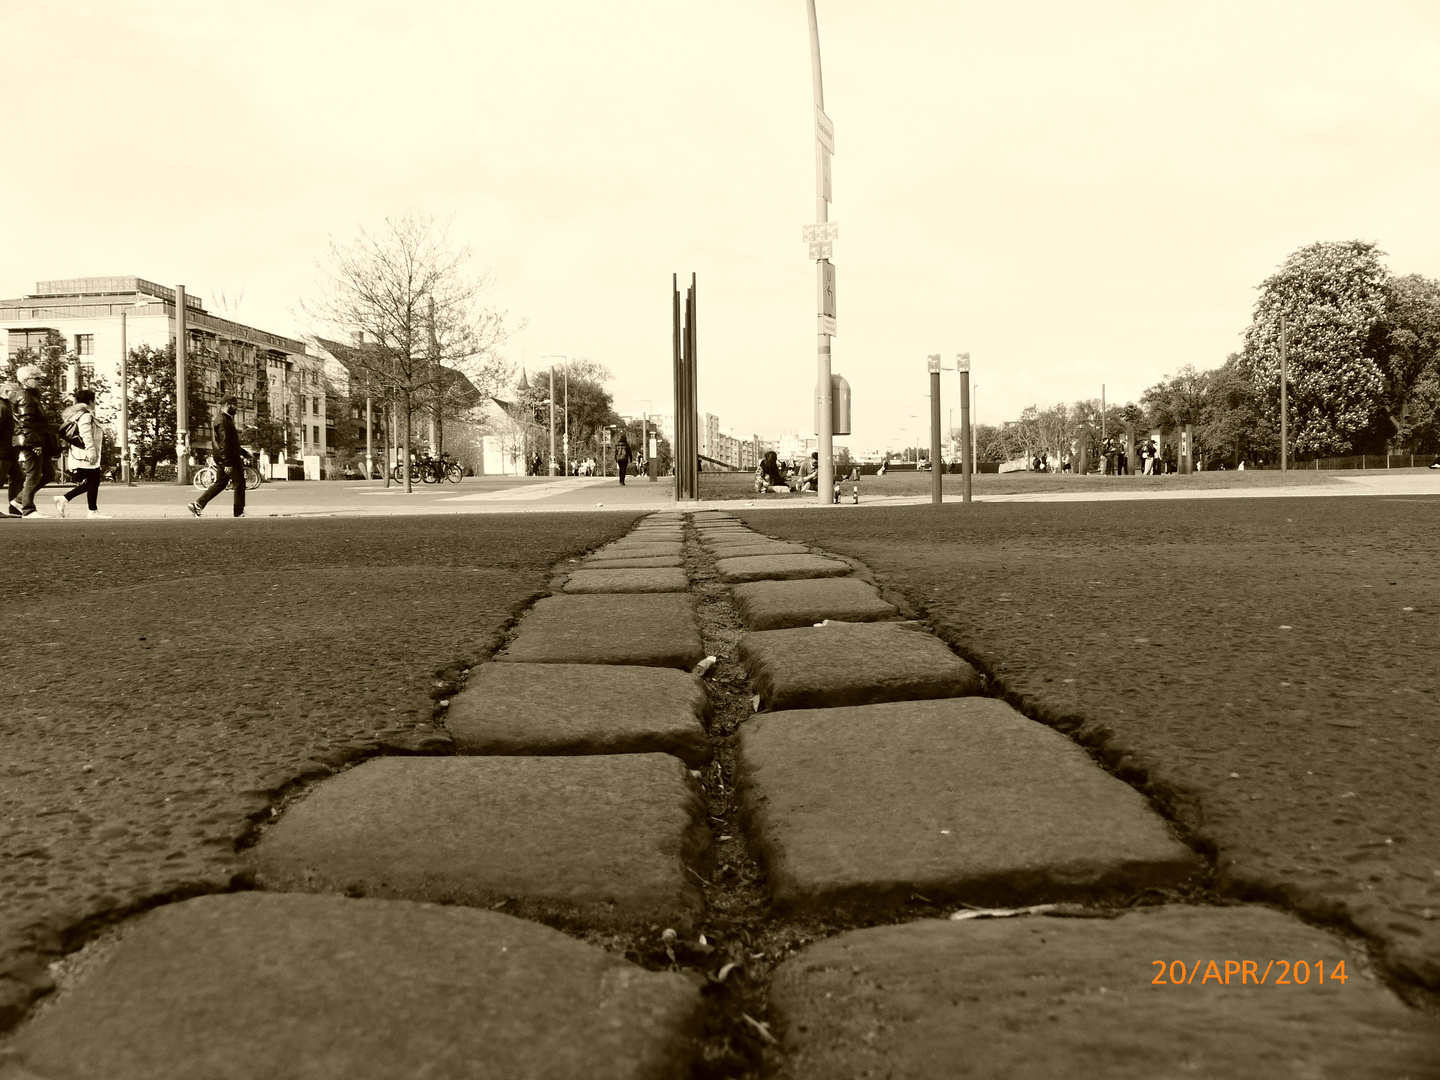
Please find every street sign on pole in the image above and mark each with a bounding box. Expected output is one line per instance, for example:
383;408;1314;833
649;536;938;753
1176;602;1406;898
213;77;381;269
927;354;942;374
809;240;832;260
815;106;834;154
820;261;836;318
802;222;839;242
818;315;837;337
821;149;832;204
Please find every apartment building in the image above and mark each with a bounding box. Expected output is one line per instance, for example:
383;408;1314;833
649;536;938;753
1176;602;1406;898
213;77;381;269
1;277;324;469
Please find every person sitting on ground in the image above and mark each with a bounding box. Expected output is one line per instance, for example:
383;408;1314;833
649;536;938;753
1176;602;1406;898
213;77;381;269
755;450;789;493
798;451;820;492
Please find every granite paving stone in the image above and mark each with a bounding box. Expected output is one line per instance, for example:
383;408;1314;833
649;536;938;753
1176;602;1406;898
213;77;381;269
715;554;851;583
730;577;898;631
500;593;705;669
736;697;1199;908
580;555;684;569
740;621;981;710
563;568;689;593
589;542;683;560
768;906;1439;1080
11;892;701;1080
250;754;709;926
703;542;811;558
448;662;712;766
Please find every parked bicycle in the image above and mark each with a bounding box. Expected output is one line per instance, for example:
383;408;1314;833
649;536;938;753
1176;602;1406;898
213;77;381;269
390;453;463;484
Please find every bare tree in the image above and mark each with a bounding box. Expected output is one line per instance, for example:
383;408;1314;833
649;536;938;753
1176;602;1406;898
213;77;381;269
304;211;517;491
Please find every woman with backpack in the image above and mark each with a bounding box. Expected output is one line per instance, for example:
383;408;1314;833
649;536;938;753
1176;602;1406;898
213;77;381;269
54;388;109;519
614;433;631;485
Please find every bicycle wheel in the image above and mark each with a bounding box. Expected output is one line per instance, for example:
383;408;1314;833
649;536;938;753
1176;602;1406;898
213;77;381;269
244;465;262;488
192;466;215;491
390;464;404;482
445;463;463;483
422;464;439;484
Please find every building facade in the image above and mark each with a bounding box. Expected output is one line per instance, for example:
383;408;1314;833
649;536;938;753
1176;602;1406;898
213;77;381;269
1;277;323;472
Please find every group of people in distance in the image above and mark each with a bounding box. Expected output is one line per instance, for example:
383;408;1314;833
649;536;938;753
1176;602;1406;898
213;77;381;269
754;449;841;497
3;364;112;519
1030;437;1179;476
2;364;253;520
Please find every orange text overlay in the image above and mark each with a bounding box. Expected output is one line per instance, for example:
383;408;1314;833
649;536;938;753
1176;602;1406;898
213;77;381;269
1151;960;1349;986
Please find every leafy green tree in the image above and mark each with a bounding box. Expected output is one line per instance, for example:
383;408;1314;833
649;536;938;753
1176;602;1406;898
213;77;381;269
1377;273;1440;449
1240;241;1390;456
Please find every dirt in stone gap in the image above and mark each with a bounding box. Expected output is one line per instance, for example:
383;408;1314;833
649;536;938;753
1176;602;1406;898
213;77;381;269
560;519;1197;1080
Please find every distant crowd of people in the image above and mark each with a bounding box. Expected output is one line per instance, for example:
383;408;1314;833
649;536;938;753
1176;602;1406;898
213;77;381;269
1029;437;1181;476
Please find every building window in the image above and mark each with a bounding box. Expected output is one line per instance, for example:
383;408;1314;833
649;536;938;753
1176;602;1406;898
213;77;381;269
75;334;94;355
312;397;319;415
313;425;320;446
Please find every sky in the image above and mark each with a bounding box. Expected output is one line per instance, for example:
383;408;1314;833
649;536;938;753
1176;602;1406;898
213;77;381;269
4;0;1439;450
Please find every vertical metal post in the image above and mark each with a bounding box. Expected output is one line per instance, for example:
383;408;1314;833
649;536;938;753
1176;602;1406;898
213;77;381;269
928;356;942;505
960;364;972;504
1279;315;1288;471
548;366;556;476
119;309;132;485
672;275;682;501
808;0;834;505
175;285;189;484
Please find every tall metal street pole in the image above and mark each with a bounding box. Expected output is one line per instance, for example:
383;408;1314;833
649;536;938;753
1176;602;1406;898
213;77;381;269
119;309;132;485
548;366;556;476
807;0;834;505
1279;315;1289;471
959;353;972;504
175;285;189;484
927;354;942;505
563;364;569;476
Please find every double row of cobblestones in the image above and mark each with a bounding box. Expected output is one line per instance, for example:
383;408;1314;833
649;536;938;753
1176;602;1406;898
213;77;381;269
3;511;1434;1079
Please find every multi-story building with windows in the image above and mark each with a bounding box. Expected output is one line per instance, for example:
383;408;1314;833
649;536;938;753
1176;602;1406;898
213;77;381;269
1;277;320;471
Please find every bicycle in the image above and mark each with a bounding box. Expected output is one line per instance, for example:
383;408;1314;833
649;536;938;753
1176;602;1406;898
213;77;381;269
391;455;463;484
192;460;263;491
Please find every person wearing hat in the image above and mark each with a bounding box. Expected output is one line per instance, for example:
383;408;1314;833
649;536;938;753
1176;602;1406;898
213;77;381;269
187;396;252;518
8;364;56;518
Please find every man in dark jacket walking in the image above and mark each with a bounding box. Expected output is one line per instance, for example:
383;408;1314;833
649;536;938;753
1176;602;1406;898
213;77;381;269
187;396;251;518
8;365;56;518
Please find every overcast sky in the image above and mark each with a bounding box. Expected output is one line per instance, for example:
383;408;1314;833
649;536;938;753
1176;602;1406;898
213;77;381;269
5;0;1438;449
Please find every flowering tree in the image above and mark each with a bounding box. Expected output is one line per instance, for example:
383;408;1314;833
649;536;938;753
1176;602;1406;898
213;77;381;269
1240;241;1389;457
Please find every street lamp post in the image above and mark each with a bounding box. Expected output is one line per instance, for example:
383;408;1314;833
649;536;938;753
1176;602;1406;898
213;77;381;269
541;355;569;476
1279;316;1289;472
806;0;834;505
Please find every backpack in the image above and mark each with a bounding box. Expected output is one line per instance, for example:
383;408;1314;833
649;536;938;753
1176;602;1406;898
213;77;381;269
59;417;85;449
615;443;629;461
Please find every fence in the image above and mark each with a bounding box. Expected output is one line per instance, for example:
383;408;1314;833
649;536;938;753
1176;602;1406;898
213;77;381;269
1310;454;1439;470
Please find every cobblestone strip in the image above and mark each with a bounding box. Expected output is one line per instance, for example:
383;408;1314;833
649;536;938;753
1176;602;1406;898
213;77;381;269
6;511;1436;1080
698;514;1439;1078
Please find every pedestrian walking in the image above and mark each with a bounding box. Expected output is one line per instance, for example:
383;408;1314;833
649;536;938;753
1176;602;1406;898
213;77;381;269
614;433;631;485
187;396;251;518
54;389;109;519
0;381;16;499
8;365;57;518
